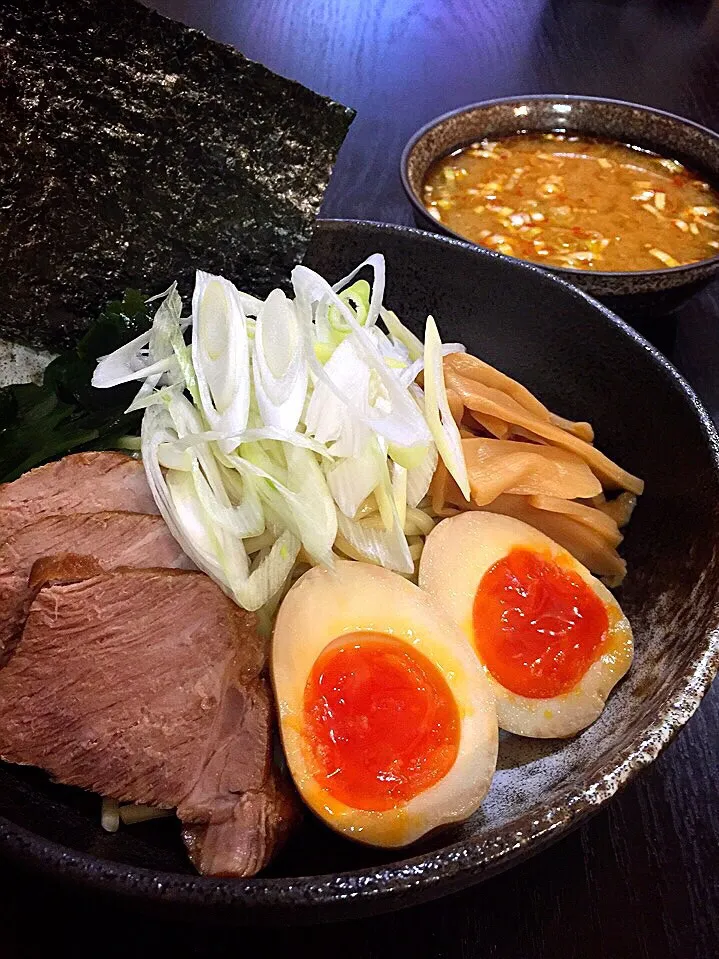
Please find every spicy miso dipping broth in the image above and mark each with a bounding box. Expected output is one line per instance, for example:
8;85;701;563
422;133;719;272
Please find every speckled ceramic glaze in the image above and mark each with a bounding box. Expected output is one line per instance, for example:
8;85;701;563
1;221;718;923
401;96;719;316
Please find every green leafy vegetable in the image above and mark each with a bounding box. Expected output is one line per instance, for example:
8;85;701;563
0;291;151;483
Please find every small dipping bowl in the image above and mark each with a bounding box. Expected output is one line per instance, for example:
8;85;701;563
401;95;719;317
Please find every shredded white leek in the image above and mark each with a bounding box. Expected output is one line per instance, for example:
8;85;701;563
252;289;307;432
192;272;251;448
95;257;469;613
423;315;471;500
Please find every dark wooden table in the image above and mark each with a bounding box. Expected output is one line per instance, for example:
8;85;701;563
5;1;719;956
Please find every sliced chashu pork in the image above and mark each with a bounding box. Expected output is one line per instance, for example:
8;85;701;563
0;511;193;666
0;559;298;877
0;452;157;545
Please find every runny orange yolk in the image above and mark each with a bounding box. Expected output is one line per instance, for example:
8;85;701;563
472;548;609;699
303;632;460;812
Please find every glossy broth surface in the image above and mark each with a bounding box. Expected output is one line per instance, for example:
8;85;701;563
422;133;719;271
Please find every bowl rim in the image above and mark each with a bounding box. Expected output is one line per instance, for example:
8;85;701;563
400;93;719;281
1;217;719;921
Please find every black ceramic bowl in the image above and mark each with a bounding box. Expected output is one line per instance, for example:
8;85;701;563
1;220;719;923
401;95;719;317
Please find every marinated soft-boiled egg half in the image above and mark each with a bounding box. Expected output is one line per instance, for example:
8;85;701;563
272;561;498;847
419;512;633;738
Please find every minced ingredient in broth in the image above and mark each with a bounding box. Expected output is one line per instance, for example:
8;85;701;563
422;133;719;271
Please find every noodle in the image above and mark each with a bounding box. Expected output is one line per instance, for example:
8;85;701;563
100;798;173;831
101;797;120;833
119;804;174;826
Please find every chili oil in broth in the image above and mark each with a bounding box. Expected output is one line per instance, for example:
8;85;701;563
422;133;719;271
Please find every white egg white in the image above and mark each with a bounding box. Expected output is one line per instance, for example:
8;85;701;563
272;560;498;847
418;512;633;738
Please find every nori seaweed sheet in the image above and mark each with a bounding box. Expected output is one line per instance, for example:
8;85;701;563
0;0;354;350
